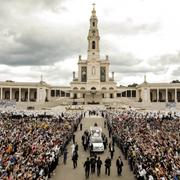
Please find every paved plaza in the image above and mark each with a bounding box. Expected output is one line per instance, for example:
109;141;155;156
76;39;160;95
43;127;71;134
52;115;135;180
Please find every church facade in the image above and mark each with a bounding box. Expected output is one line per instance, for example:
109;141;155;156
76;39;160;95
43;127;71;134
0;5;180;109
70;5;117;104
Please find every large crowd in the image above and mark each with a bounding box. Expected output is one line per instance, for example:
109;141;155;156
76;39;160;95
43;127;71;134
0;111;82;179
106;109;180;179
0;100;16;108
0;106;180;180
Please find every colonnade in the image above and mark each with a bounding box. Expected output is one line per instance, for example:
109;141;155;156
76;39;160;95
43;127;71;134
117;90;136;98
51;89;70;98
71;91;119;99
149;88;180;102
0;87;37;102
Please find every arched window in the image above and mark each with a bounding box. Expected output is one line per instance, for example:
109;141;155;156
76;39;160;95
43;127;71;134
91;87;96;90
92;41;95;49
92;22;95;27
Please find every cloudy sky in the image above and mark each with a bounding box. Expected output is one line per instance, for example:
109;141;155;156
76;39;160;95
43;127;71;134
0;0;180;86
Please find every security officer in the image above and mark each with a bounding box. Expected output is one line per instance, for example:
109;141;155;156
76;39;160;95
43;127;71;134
104;156;111;176
72;150;78;169
116;156;124;176
84;157;91;179
96;156;102;176
90;155;96;174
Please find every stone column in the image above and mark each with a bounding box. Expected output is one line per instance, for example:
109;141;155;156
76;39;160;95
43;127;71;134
106;93;109;98
70;92;74;98
175;89;177;103
78;93;81;98
0;88;2;100
147;89;150;103
36;88;39;102
19;88;21;102
48;89;51;101
28;88;30;102
166;89;168;102
157;89;159;102
10;88;12;100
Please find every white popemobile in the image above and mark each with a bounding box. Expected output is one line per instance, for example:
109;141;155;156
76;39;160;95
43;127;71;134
89;126;104;152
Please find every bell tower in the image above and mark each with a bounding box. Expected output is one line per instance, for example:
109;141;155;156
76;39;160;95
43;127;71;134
87;4;100;60
71;4;117;104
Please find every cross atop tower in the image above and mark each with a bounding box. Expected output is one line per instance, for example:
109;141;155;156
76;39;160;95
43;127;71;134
92;3;96;16
144;74;147;83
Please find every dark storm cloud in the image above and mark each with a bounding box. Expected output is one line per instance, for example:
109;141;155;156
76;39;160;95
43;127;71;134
0;25;87;66
0;0;67;13
0;0;87;66
101;18;161;35
0;0;161;68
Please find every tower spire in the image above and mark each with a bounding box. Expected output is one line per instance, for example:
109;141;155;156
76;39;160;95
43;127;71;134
93;3;95;10
92;3;96;15
87;4;100;60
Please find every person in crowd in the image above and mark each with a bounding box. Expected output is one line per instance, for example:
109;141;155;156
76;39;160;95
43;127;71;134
104;156;111;176
116;156;124;176
63;148;68;165
80;123;83;131
104;120;107;128
108;127;112;138
71;143;75;154
84;157;91;179
103;136;108;150
96;156;102;176
75;142;79;152
72;133;76;144
109;142;115;159
90;143;94;156
72;150;78;169
90;155;96;174
82;134;86;150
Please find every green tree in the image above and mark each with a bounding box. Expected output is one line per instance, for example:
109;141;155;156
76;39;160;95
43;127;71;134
171;80;180;83
128;83;138;87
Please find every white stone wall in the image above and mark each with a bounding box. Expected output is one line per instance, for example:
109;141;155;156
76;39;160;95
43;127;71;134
37;88;46;102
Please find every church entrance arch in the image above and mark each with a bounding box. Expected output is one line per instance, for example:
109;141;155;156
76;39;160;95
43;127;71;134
73;93;77;99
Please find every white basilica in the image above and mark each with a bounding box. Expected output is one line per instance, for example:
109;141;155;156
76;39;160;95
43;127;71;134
1;5;180;109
